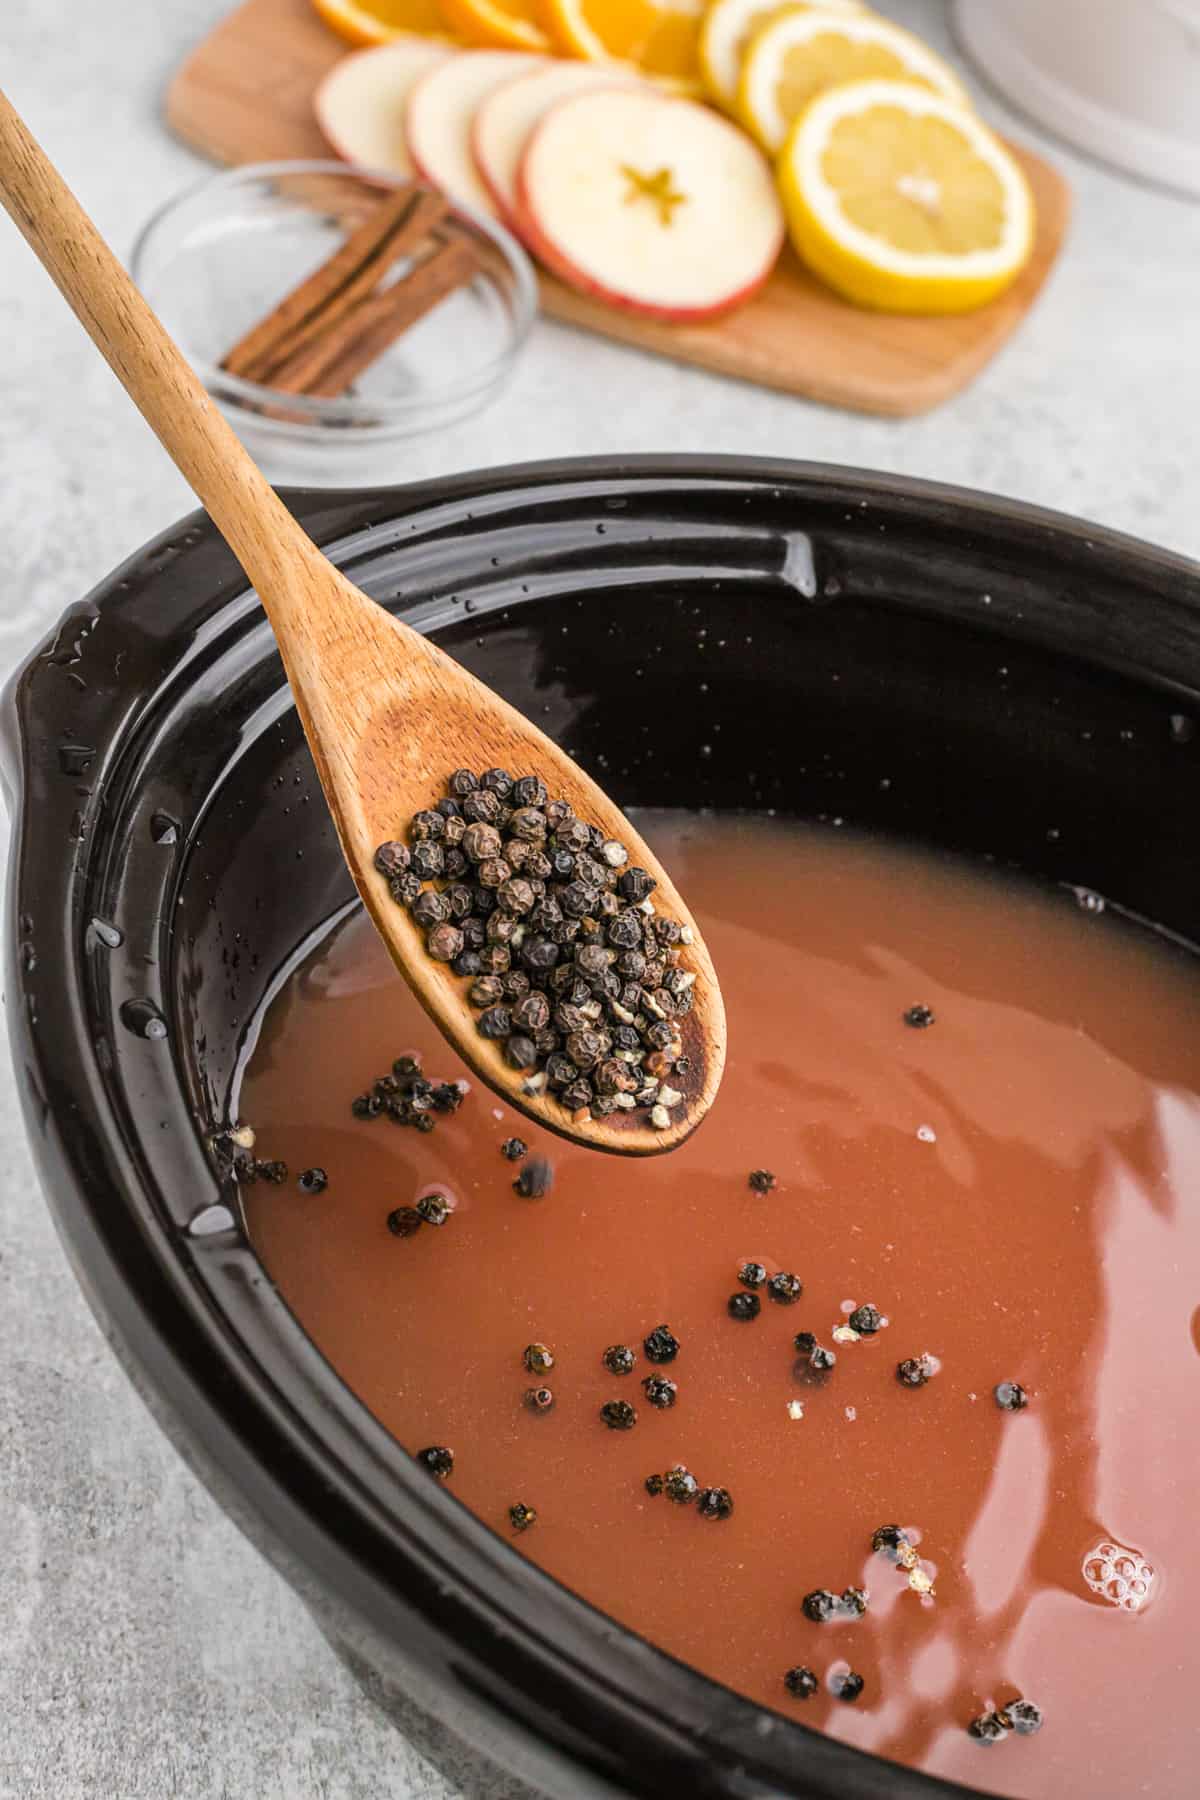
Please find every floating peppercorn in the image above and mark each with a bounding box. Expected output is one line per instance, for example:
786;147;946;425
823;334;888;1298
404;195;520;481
994;1381;1028;1411
1002;1699;1043;1735
644;1473;665;1497
663;1466;699;1505
737;1260;768;1289
848;1303;882;1334
871;1525;911;1560
603;1345;636;1376
748;1169;776;1195
514;1157;554;1199
728;1292;761;1322
968;1712;1008;1745
897;1355;936;1388
904;1004;935;1028
523;1343;554;1375
417;1446;454;1479
508;1502;537;1533
643;1324;679;1365
802;1589;839;1623
841;1587;869;1617
415;1192;451;1227
696;1486;733;1521
386;1206;423;1238
830;1670;864;1703
600;1400;637;1431
524;1386;555;1415
767;1272;803;1305
806;1345;837;1376
254;1159;288;1184
784;1667;819;1700
642;1376;676;1409
501;1137;527;1161
297;1167;327;1195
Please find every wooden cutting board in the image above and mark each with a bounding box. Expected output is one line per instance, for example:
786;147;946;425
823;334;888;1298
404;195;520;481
165;0;1070;417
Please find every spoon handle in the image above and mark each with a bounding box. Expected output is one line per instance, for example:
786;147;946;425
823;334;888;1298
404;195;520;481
0;88;323;617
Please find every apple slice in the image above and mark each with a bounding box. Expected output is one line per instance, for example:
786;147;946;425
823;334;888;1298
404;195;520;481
473;62;639;228
518;89;783;319
406;50;546;218
315;39;451;174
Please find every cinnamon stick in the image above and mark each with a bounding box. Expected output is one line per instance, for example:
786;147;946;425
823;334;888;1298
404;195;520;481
268;237;480;399
220;182;447;381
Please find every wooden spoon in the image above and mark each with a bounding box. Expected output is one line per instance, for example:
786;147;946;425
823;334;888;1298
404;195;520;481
0;91;725;1154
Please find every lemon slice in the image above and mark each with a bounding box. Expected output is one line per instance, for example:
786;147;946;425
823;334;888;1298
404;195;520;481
739;9;966;153
698;0;867;112
778;78;1035;313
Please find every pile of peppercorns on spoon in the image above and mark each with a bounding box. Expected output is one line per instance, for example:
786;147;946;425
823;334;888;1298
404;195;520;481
375;768;709;1138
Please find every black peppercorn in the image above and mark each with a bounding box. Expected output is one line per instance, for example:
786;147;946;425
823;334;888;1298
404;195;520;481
871;1525;911;1559
848;1303;882;1334
784;1667;819;1700
351;1093;378;1119
449;768;479;796
374;840;411;877
386;1206;423;1238
409;809;445;842
254;1159;288;1184
968;1712;1007;1745
462;821;503;863
504;1035;538;1071
481;767;513;796
514;1157;554;1199
728;1291;761;1321
663;1465;699;1504
600;1400;637;1431
767;1271;803;1305
524;1386;555;1414
897;1355;936;1388
643;1324;679;1364
297;1167;328;1194
417;1446;454;1479
469;975;505;1009
802;1589;839;1623
560;1080;594;1112
452;950;483;978
696;1486;733;1521
748;1169;776;1194
793;1331;816;1354
831;1670;864;1703
904;1003;935;1028
411;841;445;880
1001;1699;1043;1736
523;1342;554;1374
389;871;422;906
462;788;502;825
644;1473;665;1497
617;867;655;902
738;1260;768;1289
477;1004;512;1039
841;1587;869;1617
432;1082;464;1113
994;1381;1028;1411
501;1137;528;1161
427;923;465;963
416;1192;451;1227
603;1345;636;1376
642;1375;677;1409
511;775;548;807
508;1502;537;1533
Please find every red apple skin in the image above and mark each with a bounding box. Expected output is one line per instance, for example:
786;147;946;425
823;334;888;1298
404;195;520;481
514;156;783;323
470;110;522;232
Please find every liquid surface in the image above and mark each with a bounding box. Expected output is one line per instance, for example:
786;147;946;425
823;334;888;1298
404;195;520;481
243;816;1200;1798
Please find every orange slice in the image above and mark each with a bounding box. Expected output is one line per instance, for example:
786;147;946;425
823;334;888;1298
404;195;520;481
311;0;452;48
539;0;706;82
438;0;551;52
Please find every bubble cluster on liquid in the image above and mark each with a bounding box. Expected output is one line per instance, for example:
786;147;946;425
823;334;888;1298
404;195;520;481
1082;1541;1155;1611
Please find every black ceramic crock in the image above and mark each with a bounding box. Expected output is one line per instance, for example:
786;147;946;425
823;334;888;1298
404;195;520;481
6;457;1200;1800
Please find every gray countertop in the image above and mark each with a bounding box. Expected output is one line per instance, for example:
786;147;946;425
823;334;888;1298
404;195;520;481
1;3;1197;1794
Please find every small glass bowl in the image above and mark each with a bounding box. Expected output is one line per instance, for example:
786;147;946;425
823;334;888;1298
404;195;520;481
131;160;537;485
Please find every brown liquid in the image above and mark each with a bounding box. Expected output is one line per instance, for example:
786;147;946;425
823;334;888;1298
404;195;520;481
243;816;1200;1797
